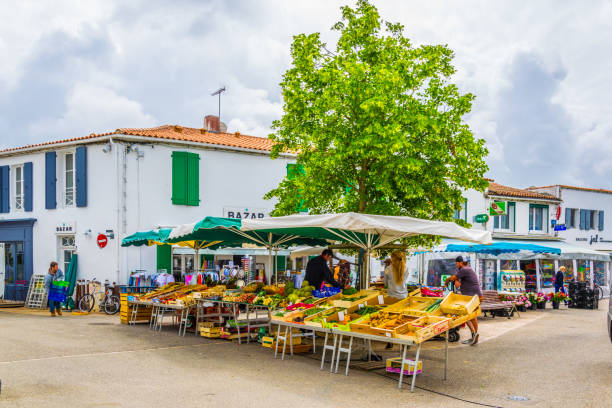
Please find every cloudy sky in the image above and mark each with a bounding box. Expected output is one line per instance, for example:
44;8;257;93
1;0;611;189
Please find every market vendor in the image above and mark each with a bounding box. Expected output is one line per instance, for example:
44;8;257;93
305;249;340;289
445;256;482;346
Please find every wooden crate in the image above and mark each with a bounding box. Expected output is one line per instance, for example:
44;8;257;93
364;294;403;308
332;290;379;308
439;293;480;316
385;296;438;313
274;343;312;354
408;315;451;343
303;307;345;327
349;312;417;338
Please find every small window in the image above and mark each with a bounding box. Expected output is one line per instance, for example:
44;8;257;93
64;153;75;206
493;202;515;231
569;209;577;228
13;165;24;211
529;204;549;232
453;199;467;222
589;210;598;231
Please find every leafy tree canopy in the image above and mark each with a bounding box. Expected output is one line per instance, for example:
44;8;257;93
266;0;489;247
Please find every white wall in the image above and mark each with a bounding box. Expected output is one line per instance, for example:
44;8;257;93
557;188;612;251
0;139;294;285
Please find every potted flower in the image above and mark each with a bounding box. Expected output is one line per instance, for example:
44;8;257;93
536;292;547;309
515;294;530;312
527;293;538;310
550;292;569;309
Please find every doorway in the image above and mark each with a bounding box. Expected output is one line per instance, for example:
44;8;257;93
3;242;26;300
59;235;76;274
172;253;194;282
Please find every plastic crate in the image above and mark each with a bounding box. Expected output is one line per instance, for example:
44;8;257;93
48;286;69;302
313;287;342;298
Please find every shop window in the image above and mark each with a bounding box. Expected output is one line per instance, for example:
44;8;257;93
539;259;554;288
453;199;467;222
594;261;606;286
494;202;515;231
13;165;23;211
520;260;537;291
577;260;591;282
171;151;200;206
529;204;548;233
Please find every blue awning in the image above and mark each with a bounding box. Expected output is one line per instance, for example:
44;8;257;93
444;242;561;255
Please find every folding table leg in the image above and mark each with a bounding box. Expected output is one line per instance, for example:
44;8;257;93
282;326;289;360
320;332;329;370
130;303;139;325
344;336;354;376
410;344;422;393
311;330;316;354
334;334;344;373
329;333;338;373
274;323;283;359
398;344;408;389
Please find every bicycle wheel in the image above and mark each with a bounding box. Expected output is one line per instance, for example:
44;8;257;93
596;286;604;300
104;295;121;315
79;294;95;313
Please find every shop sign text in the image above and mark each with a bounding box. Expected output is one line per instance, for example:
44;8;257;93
223;207;267;219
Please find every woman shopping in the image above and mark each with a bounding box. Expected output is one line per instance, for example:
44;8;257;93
383;250;409;300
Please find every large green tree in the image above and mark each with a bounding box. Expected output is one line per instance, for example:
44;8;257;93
266;0;488;245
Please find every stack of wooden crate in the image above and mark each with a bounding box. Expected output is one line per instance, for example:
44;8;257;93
119;293;153;324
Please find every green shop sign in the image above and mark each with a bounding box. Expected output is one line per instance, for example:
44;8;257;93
474;214;489;223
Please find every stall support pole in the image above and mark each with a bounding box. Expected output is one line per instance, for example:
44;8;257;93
444;330;448;380
535;259;542;292
589;260;594;289
410;344;422;392
362;249;371;290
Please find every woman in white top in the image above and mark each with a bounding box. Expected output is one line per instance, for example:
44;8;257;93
383;250;408;300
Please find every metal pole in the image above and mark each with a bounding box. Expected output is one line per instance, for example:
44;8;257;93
364;249;371;290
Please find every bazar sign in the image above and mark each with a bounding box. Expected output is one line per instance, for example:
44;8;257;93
55;222;75;234
223;207;267;219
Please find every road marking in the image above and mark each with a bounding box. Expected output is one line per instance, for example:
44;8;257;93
0;341;226;364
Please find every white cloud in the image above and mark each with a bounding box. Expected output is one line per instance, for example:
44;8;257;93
27;82;157;140
0;0;611;188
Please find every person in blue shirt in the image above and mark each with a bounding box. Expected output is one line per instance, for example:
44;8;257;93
44;261;64;316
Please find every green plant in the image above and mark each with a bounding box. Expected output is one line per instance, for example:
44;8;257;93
266;0;488;250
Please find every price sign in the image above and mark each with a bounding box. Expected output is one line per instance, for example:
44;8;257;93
358;303;364;309
338;311;345;322
378;295;384;305
385;332;391;337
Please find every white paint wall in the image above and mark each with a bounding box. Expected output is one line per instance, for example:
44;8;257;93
0;139;293;285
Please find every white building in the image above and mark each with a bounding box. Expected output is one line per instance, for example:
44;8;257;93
421;180;610;293
0;119;294;300
528;184;612;290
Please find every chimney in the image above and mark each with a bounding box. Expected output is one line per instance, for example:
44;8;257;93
204;115;220;132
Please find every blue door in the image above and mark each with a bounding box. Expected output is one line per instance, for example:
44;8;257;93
0;219;35;301
3;242;26;300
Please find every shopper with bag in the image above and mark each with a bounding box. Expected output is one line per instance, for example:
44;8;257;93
445;256;482;345
44;261;65;317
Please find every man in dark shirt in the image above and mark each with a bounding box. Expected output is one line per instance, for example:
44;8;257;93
445;256;482;346
305;249;340;289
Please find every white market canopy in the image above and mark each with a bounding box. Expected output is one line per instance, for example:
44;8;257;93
241;212;492;249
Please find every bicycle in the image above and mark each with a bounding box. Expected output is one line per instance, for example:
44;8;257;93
78;279;121;315
594;283;604;300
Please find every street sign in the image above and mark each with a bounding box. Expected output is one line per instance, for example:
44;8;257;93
489;201;506;215
474;214;489;223
554;224;567;231
97;234;108;248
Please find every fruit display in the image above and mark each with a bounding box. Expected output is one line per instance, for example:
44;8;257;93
242;282;264;293
354;305;381;316
222;293;257;303
342;287;358;296
369;312;413;329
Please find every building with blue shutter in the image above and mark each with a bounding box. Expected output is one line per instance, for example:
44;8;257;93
0;118;295;300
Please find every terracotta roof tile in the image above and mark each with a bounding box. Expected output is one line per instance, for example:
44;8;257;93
0;125;276;154
487;181;561;201
528;185;612;195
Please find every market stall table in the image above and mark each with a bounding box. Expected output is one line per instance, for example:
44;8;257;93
128;300;191;336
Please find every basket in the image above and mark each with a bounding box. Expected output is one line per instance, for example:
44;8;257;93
48;283;69;303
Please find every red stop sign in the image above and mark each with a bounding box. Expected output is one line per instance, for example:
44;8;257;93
97;234;108;248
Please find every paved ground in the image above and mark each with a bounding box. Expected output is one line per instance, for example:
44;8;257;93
0;302;610;408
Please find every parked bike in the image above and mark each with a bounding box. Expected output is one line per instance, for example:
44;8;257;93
78;279;120;315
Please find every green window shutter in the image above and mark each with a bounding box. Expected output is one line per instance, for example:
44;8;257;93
187;152;200;206
172;152;188;205
156;245;172;272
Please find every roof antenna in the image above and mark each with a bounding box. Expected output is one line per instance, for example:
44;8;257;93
211;87;226;125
